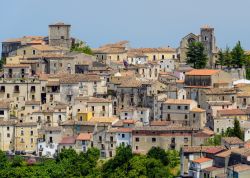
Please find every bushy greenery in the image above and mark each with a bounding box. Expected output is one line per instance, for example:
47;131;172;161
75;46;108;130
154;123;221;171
0;146;180;178
205;119;244;146
0;57;6;70
70;41;93;55
186;41;208;69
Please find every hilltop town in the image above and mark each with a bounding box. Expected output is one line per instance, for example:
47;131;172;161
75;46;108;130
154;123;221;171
1;22;250;177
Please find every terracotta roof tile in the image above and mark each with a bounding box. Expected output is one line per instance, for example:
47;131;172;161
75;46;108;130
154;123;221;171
192;157;213;163
222;137;244;145
186;69;219;76
59;136;76;144
76;133;92;141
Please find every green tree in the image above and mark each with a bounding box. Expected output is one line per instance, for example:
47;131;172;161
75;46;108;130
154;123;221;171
102;145;133;177
0;150;8;169
224;47;232;67
204;134;222;146
11;155;24;167
225;119;244;140
0;57;6;70
231;41;246;68
147;146;169;165
167;150;180;168
216;50;225;68
70;41;93;55
186;41;208;69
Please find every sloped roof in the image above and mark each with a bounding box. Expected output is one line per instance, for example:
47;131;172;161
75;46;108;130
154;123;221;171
186;69;219;76
76;133;92;141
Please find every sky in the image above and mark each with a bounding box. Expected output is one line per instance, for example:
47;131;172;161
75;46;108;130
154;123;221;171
0;0;250;50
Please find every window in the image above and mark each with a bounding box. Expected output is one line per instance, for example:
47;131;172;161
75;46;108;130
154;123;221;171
23;50;26;55
135;137;140;142
184;137;188;143
122;134;125;138
7;126;9;131
61;36;64;39
21;130;24;136
193;113;196;118
7;133;10;138
30;131;33;136
152;138;156;142
14;85;20;93
102;106;105;111
177;106;181;110
185;106;188;110
91;106;95;111
125;113;128;116
20;138;24;143
32;50;36;55
0;86;5;92
153;55;156;61
0;110;4;115
31;86;36;92
162;55;164;59
77;109;80;112
185;115;188;119
167;114;171;120
136;146;139;150
99;136;102;142
32;106;35;110
110;136;113;142
31;138;34;143
7;94;10;98
168;106;171;109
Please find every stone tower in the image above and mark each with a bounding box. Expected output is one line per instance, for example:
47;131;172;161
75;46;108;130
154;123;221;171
49;22;71;48
200;25;217;68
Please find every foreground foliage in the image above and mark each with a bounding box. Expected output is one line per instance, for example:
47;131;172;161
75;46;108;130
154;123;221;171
0;146;179;178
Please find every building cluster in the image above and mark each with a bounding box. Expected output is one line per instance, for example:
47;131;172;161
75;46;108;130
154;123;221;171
1;22;250;177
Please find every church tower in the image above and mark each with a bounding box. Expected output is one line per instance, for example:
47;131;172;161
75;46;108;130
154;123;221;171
200;25;217;68
48;22;71;48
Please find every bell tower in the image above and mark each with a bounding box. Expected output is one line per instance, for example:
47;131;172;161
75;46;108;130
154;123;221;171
49;22;71;48
200;25;217;68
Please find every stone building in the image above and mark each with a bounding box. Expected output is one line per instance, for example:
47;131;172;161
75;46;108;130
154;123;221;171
49;22;72;48
179;25;219;68
162;99;206;129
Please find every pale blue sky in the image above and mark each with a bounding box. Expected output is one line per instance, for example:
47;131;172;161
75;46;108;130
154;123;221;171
0;0;250;49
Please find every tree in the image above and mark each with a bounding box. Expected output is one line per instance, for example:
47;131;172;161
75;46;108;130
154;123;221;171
0;57;6;70
216;50;225;68
103;145;133;176
147;146;169;165
231;41;246;68
186;41;208;69
0;150;8;169
70;41;93;55
166;150;180;168
225;119;244;140
11;156;24;167
224;47;232;67
204;134;222;146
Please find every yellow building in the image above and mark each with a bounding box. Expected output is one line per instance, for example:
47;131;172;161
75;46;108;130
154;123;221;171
77;111;92;121
15;122;38;153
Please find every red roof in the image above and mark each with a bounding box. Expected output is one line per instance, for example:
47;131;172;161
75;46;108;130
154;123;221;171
109;127;132;133
123;119;136;124
205;147;225;154
186;69;219;76
59;136;76;144
192;157;213;163
76;133;92;141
